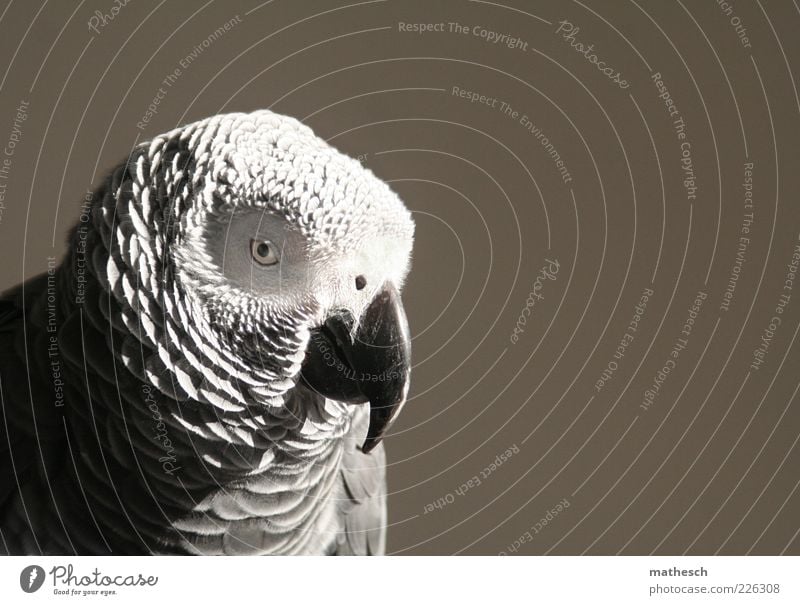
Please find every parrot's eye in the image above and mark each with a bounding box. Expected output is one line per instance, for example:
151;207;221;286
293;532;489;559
250;239;279;266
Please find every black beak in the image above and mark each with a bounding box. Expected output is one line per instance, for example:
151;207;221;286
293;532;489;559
299;283;411;453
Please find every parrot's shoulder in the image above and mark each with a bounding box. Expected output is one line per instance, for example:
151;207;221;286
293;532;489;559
0;271;68;416
0;273;67;551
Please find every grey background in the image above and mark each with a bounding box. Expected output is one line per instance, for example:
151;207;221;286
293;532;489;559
0;0;798;554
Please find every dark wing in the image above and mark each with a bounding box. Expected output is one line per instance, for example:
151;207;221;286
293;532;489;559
334;406;387;555
0;272;162;555
0;274;72;554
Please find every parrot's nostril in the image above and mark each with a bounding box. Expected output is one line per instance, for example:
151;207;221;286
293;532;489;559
355;275;367;290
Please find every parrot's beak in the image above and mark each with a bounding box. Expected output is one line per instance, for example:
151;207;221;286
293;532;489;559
299;282;411;453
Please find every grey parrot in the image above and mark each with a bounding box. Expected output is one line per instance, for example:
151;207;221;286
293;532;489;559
0;110;414;555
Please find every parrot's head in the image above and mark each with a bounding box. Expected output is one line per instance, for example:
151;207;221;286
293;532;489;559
96;110;413;452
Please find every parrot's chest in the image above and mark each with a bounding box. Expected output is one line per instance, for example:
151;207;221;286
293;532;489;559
170;444;345;555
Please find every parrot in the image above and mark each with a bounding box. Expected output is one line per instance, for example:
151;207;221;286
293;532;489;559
0;109;414;555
